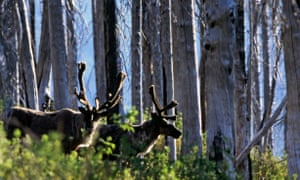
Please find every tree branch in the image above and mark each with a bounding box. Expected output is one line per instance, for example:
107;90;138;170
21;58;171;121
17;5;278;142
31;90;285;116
235;95;287;166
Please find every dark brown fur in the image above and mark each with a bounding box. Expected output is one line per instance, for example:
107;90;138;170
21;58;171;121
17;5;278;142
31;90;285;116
3;106;94;153
2;62;126;153
77;114;181;159
76;85;181;159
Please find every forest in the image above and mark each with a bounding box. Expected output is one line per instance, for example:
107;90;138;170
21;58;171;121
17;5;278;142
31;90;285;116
0;0;299;179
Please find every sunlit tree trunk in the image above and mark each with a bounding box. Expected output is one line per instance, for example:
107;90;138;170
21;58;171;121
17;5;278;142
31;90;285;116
48;0;70;109
131;0;143;122
282;0;300;177
18;0;39;109
172;0;202;155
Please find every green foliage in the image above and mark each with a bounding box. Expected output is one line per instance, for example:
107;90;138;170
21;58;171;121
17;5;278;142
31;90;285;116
0;108;289;179
0;99;3;114
251;147;288;179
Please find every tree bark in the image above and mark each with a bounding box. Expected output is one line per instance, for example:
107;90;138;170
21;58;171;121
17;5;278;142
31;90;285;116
104;0;121;123
161;0;176;160
201;0;236;176
0;0;19;109
142;0;163;111
66;0;78;109
131;0;143;123
18;0;39;109
172;0;202;155
234;1;250;178
282;0;300;177
37;0;51;111
93;0;107;106
48;0;71;109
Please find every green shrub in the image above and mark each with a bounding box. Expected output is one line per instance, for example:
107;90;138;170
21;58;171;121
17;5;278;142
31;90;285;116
251;147;288;179
0;106;288;179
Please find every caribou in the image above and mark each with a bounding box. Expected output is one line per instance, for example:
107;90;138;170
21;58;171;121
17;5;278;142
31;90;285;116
2;62;126;153
76;85;182;159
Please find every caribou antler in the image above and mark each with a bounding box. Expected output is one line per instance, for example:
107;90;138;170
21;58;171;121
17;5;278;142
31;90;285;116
98;72;126;112
74;62;93;111
149;85;178;120
74;62;126;117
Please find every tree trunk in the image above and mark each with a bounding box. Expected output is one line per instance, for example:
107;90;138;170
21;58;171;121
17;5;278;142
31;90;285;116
282;0;300;177
201;0;236;176
93;0;107;106
48;0;70;109
0;0;20;109
161;0;176;160
131;0;143;123
18;0;39;109
66;0;78;109
37;0;51;111
234;1;250;178
172;0;202;155
104;0;121;123
262;1;271;151
141;0;163;112
29;0;35;61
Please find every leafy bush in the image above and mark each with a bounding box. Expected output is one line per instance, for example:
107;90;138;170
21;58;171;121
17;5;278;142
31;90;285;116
0;103;288;179
251;147;288;179
0;121;225;179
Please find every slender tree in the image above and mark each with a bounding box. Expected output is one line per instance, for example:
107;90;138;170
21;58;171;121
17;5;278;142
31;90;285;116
131;0;143;122
234;0;250;178
18;0;39;109
172;0;202;155
66;0;78;108
48;0;70;109
142;0;163;110
160;0;176;160
37;0;51;110
104;0;121;123
92;0;107;106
